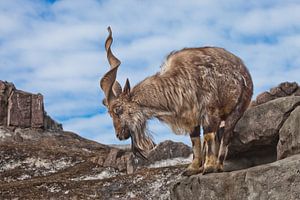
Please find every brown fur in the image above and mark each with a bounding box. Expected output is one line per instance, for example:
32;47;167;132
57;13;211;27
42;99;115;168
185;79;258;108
100;28;253;170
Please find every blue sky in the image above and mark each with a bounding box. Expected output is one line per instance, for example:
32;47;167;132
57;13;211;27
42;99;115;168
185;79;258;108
1;0;300;145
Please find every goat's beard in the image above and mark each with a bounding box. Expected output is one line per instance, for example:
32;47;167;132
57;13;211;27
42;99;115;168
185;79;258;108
130;127;155;160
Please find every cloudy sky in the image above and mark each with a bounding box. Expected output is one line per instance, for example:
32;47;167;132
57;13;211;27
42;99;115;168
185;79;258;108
1;0;300;145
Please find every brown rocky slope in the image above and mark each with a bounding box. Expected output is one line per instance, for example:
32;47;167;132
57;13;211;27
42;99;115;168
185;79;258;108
0;80;192;199
1;81;300;199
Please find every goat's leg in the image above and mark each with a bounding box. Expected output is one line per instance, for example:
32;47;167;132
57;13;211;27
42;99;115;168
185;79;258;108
215;121;225;171
203;132;218;174
217;117;238;172
182;126;202;176
203;118;221;174
217;99;250;172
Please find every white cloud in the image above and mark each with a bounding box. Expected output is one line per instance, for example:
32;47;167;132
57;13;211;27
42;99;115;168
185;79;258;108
0;0;300;145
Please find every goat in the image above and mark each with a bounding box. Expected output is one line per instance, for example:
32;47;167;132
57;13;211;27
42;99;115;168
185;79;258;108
100;27;253;175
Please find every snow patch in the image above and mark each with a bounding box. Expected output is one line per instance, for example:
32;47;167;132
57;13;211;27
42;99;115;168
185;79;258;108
72;168;120;181
0;157;74;173
37;184;62;193
148;154;193;168
17;174;31;180
82;148;92;153
48;186;61;193
127;191;136;198
0;128;11;139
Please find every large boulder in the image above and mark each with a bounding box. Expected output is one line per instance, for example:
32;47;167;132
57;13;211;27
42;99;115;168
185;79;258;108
136;140;192;167
171;154;300;200
0;80;62;130
277;106;300;159
251;81;300;106
229;96;300;158
90;140;192;174
223;96;300;171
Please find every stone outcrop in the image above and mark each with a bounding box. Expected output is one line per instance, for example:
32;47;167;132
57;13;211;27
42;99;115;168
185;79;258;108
0;80;62;130
90;140;192;174
277;106;300;159
171;154;300;200
0;81;15;126
135;140;192;167
226;96;300;171
251;81;300;106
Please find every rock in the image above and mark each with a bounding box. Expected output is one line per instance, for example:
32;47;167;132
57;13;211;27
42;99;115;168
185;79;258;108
0;81;15;126
44;114;63;131
92;140;192;173
253;81;299;106
279;81;298;95
31;94;44;128
136;140;192;167
0;80;62;131
230;96;300;157
224;96;300;171
0;126;188;200
294;87;300;96
255;91;274;105
171;154;300;200
277;106;300;159
126;154;136;174
103;148;130;172
8;90;33;127
269;86;286;97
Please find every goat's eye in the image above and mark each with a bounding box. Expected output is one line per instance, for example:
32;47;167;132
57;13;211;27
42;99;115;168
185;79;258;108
113;107;123;116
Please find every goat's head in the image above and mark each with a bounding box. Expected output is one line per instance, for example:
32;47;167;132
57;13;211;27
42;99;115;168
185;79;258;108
100;27;155;158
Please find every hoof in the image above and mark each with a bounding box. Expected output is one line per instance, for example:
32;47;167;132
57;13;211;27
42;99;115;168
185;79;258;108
216;163;224;172
202;165;217;175
182;167;203;176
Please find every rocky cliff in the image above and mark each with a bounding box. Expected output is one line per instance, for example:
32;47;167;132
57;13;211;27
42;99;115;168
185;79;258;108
1;81;300;200
0;80;62;130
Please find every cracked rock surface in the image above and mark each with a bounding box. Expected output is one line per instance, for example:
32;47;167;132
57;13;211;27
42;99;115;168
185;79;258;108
171;154;300;200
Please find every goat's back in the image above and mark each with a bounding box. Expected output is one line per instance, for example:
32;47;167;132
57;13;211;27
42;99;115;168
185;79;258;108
160;47;253;119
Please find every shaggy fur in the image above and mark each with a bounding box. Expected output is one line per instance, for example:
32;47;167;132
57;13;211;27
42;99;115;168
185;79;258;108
100;27;253;170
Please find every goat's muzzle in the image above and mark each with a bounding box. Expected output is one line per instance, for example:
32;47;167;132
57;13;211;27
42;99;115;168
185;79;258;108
116;127;130;140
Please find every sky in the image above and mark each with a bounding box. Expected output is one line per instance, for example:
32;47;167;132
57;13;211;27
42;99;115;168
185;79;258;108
0;0;300;146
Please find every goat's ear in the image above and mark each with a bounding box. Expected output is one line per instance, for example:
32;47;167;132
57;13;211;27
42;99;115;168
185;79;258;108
123;78;131;94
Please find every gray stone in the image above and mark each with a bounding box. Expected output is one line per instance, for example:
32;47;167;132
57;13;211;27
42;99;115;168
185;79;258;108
0;80;62;131
0;81;15;126
279;81;298;95
7;90;32;127
269;86;286;97
229;96;300;157
31;94;44;128
171;154;300;200
277;106;300;159
44;114;63;131
141;140;192;165
255;91;274;105
294;87;300;96
103;148;129;172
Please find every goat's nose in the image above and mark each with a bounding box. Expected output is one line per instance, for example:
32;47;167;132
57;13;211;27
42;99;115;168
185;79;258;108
117;132;123;140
